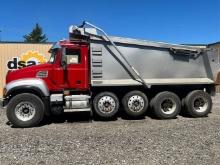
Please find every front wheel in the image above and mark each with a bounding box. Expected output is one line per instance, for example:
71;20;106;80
7;93;45;128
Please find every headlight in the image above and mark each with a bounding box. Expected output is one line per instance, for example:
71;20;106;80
36;70;48;78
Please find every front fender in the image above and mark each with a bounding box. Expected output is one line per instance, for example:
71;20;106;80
4;78;49;98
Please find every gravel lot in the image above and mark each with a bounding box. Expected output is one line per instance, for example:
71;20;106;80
0;95;220;165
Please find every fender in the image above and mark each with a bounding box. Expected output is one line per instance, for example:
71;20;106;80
3;78;51;116
4;78;49;97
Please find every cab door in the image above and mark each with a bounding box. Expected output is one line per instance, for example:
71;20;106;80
64;45;89;90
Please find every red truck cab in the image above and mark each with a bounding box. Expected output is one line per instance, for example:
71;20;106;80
6;40;90;92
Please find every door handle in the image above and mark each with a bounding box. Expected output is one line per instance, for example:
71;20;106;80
76;80;81;84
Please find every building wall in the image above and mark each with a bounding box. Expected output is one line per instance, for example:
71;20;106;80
208;43;220;92
0;43;53;97
208;43;220;60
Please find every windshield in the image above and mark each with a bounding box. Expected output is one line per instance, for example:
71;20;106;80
48;50;56;63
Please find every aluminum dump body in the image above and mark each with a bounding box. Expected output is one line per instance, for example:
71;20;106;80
90;36;219;87
69;24;219;87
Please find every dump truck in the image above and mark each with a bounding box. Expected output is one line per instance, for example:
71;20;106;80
2;21;220;127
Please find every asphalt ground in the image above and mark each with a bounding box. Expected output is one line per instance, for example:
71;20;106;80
0;95;220;164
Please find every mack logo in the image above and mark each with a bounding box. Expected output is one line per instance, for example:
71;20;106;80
7;51;47;70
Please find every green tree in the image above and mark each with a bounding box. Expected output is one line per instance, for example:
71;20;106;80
23;23;48;43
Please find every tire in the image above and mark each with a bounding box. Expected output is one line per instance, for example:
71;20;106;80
7;93;45;128
122;90;148;117
184;90;212;117
93;92;119;119
152;91;181;119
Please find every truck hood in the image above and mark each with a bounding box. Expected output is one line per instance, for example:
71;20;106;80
6;63;52;83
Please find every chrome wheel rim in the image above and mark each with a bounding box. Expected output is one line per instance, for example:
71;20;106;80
98;96;116;113
160;98;176;115
15;102;36;121
193;97;208;113
127;95;145;112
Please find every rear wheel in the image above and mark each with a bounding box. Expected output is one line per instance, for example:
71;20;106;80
184;90;212;117
152;91;181;119
7;93;45;128
122;90;148;117
93;92;119;119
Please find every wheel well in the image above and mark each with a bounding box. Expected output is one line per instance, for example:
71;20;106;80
6;87;44;103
